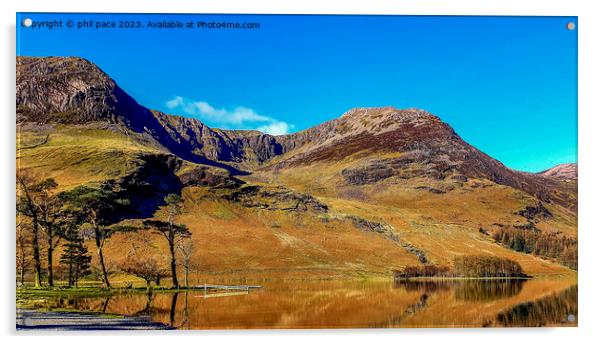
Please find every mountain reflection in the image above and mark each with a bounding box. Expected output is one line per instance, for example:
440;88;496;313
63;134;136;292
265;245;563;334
496;285;577;327
22;278;577;328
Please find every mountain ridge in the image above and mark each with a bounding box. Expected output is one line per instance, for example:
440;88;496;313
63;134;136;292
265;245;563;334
537;163;578;181
16;56;577;210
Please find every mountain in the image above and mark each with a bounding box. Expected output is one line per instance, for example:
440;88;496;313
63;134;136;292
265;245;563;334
17;56;283;171
16;56;578;278
17;57;577;209
538;163;578;181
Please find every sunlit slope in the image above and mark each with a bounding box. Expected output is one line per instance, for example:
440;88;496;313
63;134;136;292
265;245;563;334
17;125;575;278
16;127;423;277
99;183;574;279
17;125;162;189
251;156;577;277
102;185;422;279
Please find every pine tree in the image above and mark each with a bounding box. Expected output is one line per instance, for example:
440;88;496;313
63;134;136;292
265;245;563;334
60;227;91;287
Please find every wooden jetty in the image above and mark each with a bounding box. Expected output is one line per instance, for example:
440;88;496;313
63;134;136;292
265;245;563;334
191;284;263;298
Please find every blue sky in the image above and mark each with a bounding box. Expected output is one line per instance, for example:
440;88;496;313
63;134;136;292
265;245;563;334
17;13;577;172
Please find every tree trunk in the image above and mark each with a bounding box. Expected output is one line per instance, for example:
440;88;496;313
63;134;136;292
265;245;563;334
31;221;42;288
95;227;111;289
47;235;54;287
17;233;26;287
184;265;189;289
19;264;25;287
67;261;73;287
169;240;179;289
97;246;111;289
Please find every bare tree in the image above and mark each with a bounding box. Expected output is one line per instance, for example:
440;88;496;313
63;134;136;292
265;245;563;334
177;237;194;288
122;258;168;293
143;193;191;289
16;171;44;287
16;221;31;287
36;178;69;287
122;235;168;291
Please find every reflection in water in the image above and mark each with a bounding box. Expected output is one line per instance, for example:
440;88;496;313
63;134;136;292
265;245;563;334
169;293;178;327
133;292;154;316
496;285;577;327
455;280;525;302
394;280;453;293
23;278;577;329
100;296;111;313
375;293;430;328
394;279;525;302
181;292;190;328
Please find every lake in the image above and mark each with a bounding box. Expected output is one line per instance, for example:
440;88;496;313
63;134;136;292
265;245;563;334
17;278;577;329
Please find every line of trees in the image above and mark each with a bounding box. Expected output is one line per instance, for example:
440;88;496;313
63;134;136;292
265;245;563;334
393;265;451;278
492;227;577;270
16;170;194;290
452;255;526;278
393;255;527;279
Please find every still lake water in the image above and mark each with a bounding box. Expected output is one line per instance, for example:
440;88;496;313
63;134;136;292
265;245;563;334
26;278;577;329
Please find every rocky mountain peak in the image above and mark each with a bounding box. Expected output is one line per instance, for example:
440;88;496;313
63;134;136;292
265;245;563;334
339;106;444;129
538;163;578;181
17;56;121;123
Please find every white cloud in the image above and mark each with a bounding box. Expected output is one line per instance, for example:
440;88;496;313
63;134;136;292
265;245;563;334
165;96;184;109
256;122;292;136
165;96;292;135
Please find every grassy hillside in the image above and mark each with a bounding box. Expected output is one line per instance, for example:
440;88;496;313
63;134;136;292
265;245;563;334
17;125;161;189
16;125;577;284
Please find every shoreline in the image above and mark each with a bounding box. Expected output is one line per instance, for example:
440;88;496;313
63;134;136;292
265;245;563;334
16;308;173;331
393;276;534;281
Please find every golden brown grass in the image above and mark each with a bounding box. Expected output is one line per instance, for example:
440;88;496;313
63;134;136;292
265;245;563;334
17;128;577;280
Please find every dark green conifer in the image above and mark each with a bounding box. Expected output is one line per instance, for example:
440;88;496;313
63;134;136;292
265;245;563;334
60;227;91;287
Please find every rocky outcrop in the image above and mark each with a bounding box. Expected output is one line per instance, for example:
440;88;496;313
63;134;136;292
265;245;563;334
223;185;328;213
516;202;553;221
346;216;398;238
345;215;428;263
400;243;429;264
341;163;397;185
17;57;156;132
414;186;446;194
152;112;287;166
178;166;244;189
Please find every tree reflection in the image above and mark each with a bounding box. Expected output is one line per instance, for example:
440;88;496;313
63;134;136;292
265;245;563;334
496;285;577;327
169;293;178;327
394;280;453;293
455;280;525;302
394;279;525;302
